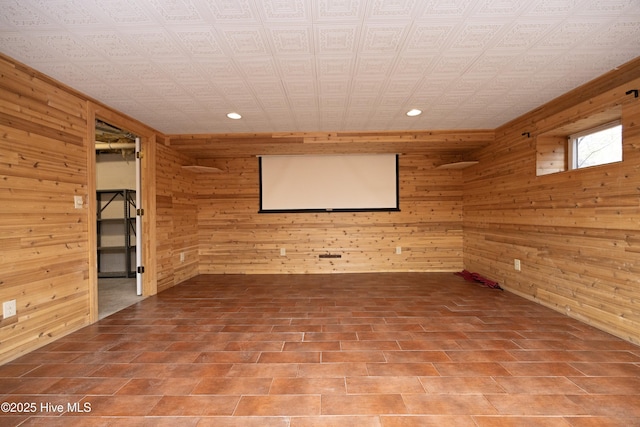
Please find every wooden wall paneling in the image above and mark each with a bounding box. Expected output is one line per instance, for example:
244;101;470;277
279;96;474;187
196;153;464;274
463;61;640;345
536;135;567;176
155;143;199;292
0;55;92;363
168;130;494;159
86;104;98;323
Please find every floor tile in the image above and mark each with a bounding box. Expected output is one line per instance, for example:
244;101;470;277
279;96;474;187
148;395;239;416
235;395;321;416
1;272;638;424
321;394;406;415
402;394;498;415
270;377;346;394
346;376;425;394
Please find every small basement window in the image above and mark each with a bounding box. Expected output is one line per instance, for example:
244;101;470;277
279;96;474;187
568;121;622;170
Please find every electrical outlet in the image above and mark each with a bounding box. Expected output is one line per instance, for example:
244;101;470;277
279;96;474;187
280;248;286;256
514;259;521;271
395;246;402;255
3;300;17;318
73;195;83;209
179;252;185;263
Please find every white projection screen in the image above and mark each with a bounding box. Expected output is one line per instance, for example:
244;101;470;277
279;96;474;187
259;154;399;213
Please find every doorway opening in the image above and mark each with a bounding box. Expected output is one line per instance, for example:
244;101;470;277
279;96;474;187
95;119;144;319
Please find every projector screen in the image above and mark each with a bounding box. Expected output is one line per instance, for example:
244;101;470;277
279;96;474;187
259;154;399;213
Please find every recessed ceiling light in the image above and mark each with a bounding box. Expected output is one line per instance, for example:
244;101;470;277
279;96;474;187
406;109;422;117
226;112;242;120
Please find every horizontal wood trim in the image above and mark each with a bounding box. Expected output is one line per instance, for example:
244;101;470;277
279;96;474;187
168;130;494;158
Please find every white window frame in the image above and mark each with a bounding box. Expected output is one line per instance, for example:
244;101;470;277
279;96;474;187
568;120;622;170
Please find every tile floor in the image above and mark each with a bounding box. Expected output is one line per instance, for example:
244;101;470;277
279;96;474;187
1;273;640;426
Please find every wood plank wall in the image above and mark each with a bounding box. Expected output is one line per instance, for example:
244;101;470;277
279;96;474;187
0;55;92;362
195;154;465;274
155;144;200;292
463;62;640;344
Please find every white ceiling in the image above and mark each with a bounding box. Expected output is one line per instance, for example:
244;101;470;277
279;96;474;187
1;0;640;135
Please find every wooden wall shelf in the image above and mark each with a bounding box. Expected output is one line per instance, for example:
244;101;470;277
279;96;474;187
182;165;222;173
436;161;479;169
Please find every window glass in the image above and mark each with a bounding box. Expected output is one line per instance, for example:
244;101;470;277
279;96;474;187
570;122;622;169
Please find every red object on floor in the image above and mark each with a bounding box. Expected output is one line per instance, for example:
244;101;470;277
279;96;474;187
455;270;503;290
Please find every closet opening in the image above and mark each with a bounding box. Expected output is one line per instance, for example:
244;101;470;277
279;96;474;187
95;119;144;319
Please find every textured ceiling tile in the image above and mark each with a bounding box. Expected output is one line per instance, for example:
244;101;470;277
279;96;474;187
529;0;581;15
352;78;384;94
144;82;190;100
269;27;311;54
33;33;101;61
289;96;318;108
430;54;477;75
494;22;554;49
278;57;316;76
368;0;419;18
234;58;278;78
0;33;57;62
583;0;638;13
2;0;639;134
30;0;102;25
174;29;225;56
84;83;131;101
379;94;408;109
316;0;362;20
394;56;433;77
285;81;317;98
349;96;378;108
81;32;142;59
317;57;355;77
361;24;407;53
260;0;308;21
251;80;287;97
476;0;528;16
216;81;255;101
146;0;204;22
316;26;358;53
405;24;456;52
152;60;206;81
507;51;556;72
120;30;184;57
467;53;519;75
415;75;458;94
107;81;155;97
589;19;640;48
204;0;256;21
0;0;52;26
229;99;262;113
319;78;350;94
121;61;167;82
355;55;395;76
385;78;419;95
181;82;220;98
220;28;269;55
320;95;348;108
449;23;503;50
258;96;289;110
82;61;135;83
92;0;154;24
421;0;477;17
36;61;94;84
535;20;601;49
195;58;240;77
